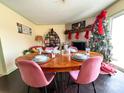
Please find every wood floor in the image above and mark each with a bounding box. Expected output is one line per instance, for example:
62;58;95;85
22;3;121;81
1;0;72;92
0;69;124;93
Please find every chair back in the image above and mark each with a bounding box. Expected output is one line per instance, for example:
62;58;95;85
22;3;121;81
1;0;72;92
29;46;43;50
77;56;103;84
45;47;54;50
16;60;48;88
45;47;54;53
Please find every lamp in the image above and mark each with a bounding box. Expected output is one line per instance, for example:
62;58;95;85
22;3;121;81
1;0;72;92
35;35;43;45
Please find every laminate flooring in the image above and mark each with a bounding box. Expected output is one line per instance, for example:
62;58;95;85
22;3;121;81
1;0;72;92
0;69;124;93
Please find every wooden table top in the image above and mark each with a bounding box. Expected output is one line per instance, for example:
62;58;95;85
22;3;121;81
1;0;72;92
15;51;102;72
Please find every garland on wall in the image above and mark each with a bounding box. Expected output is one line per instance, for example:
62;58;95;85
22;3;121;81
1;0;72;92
89;10;113;62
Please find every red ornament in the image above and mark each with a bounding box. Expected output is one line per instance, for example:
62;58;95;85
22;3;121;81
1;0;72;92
75;31;79;39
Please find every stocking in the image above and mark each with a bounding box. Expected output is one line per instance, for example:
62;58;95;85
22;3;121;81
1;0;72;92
75;31;79;39
84;30;90;39
68;32;72;40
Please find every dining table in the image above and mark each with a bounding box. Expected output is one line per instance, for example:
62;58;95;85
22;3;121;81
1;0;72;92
15;51;103;93
15;51;102;73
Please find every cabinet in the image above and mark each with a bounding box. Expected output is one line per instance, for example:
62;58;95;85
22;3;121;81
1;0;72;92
44;29;60;47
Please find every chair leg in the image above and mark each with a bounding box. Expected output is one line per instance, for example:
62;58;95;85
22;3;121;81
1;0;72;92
54;79;58;90
92;82;96;93
77;84;80;93
67;74;70;87
44;86;47;93
27;86;30;93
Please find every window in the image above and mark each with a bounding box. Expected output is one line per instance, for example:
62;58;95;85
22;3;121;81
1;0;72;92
111;11;124;70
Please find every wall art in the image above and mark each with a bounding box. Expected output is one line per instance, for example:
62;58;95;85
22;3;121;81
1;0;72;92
17;23;32;35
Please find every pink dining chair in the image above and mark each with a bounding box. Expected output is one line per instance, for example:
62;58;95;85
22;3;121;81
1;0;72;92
29;46;44;52
68;56;103;93
45;47;54;53
16;60;56;93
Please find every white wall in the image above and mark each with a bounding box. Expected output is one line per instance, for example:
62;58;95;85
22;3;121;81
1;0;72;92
0;38;6;74
0;3;66;75
2;0;123;74
35;25;65;43
0;3;36;74
107;0;124;17
65;17;95;42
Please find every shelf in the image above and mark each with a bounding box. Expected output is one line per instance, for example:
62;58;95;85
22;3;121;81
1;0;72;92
44;28;60;47
64;25;92;34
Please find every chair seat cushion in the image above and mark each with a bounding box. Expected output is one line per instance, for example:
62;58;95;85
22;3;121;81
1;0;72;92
70;70;79;80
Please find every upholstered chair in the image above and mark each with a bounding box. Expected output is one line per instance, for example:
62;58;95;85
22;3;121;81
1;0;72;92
16;60;56;93
68;56;103;93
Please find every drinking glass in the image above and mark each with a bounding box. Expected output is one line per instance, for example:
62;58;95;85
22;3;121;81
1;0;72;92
85;48;90;55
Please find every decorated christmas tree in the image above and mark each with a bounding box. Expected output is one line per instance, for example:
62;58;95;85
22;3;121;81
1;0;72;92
89;10;113;62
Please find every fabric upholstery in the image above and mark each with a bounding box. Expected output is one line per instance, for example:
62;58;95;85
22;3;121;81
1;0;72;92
16;60;55;88
70;56;103;84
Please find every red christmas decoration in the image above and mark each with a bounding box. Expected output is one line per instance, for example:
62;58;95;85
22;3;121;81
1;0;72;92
68;32;72;40
98;18;104;35
84;30;90;39
84;25;92;40
94;10;107;35
75;31;79;39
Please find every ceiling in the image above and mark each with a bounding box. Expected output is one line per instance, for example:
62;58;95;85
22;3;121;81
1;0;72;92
0;0;117;24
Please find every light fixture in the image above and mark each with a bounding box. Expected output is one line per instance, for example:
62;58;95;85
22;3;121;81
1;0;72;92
35;35;43;41
35;35;43;45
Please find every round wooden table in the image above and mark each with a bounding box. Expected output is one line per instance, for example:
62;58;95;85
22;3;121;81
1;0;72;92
15;51;102;72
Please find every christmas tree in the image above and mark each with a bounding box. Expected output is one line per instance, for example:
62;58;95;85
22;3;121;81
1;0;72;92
89;10;113;62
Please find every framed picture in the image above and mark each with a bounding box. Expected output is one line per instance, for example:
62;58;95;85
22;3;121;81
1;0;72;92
72;20;86;30
17;23;32;35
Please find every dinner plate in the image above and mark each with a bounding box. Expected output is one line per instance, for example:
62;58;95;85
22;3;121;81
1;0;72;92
70;48;78;53
53;50;60;54
32;55;49;63
71;53;89;61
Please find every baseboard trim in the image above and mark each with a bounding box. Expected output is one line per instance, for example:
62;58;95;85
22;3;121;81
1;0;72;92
5;67;17;75
111;63;124;73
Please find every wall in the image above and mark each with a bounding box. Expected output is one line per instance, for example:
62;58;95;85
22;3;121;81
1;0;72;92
2;0;122;74
107;0;124;17
34;25;65;43
0;3;66;75
65;17;95;30
65;17;95;42
0;38;6;74
65;0;124;42
0;3;36;74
